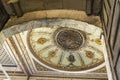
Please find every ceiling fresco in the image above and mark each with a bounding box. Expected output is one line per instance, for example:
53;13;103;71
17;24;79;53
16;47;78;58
0;19;111;78
26;19;105;72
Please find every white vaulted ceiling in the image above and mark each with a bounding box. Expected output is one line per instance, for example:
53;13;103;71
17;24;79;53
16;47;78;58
0;10;113;79
26;19;105;72
1;19;107;74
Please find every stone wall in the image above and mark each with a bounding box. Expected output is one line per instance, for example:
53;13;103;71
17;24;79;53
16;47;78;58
20;0;86;12
1;0;102;16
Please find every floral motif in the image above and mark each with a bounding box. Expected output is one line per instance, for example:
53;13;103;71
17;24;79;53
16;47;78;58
95;38;102;45
49;51;56;57
28;25;104;71
37;38;48;44
85;50;94;58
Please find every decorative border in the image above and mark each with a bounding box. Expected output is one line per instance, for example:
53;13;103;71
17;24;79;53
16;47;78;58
7;37;29;76
15;34;35;74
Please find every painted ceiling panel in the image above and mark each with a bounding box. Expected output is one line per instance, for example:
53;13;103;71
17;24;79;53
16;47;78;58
27;26;104;72
0;19;112;78
10;19;106;73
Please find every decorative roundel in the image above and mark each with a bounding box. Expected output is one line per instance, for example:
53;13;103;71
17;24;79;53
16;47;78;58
28;26;104;72
54;28;85;51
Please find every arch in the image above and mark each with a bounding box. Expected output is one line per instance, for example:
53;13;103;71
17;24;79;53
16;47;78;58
0;10;102;44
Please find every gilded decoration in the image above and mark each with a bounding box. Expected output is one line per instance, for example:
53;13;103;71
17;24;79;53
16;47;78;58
85;50;94;59
94;67;107;73
27;23;104;72
95;38;102;45
34;60;51;71
37;38;48;44
54;28;86;51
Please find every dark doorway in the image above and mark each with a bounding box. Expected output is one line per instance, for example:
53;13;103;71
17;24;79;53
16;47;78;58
0;0;9;31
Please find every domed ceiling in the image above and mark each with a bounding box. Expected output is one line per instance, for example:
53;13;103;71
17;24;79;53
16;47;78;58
0;9;113;79
26;19;104;72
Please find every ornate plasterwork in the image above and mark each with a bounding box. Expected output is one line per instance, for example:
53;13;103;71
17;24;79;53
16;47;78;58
0;9;114;79
28;27;104;72
33;60;52;71
0;19;109;78
54;28;86;50
23;19;105;72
